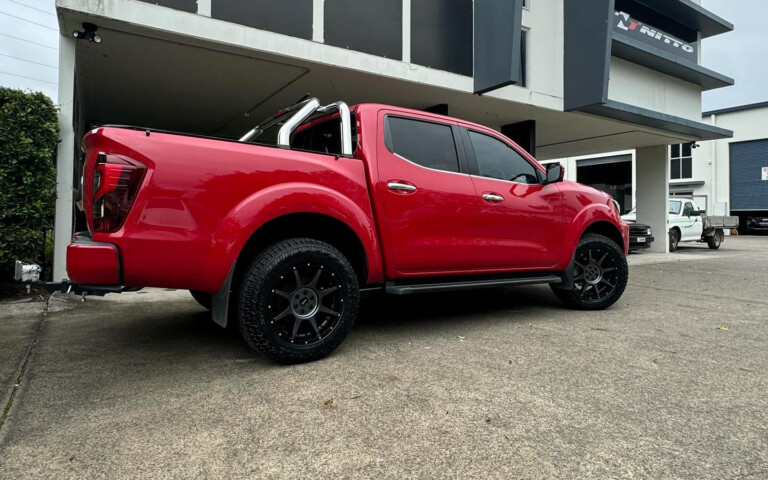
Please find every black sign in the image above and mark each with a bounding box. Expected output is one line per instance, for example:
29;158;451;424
613;11;697;63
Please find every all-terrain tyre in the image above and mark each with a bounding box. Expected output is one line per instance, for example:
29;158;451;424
669;229;680;252
190;290;212;310
550;233;629;310
707;230;723;249
239;238;359;364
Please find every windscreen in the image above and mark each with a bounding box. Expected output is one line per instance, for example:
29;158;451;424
669;200;682;214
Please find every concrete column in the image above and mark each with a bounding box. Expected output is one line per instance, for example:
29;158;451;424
635;146;670;253
402;0;411;63
53;35;76;282
197;0;211;17
312;0;324;42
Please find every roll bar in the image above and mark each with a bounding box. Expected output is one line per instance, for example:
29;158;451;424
239;97;353;156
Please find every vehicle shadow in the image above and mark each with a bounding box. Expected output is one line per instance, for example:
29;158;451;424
355;285;562;332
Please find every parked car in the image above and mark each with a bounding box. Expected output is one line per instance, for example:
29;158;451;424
622;199;739;251
52;98;630;363
614;202;654;251
745;216;768;234
628;223;654;251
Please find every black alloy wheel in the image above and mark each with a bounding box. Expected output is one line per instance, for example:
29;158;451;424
239;239;359;364
573;247;618;302
267;263;344;346
551;233;628;310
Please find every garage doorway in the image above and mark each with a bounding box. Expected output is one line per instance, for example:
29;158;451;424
576;155;633;213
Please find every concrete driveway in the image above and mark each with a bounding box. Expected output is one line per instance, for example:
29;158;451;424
1;237;767;479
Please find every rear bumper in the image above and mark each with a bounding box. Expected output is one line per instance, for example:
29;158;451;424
66;234;121;285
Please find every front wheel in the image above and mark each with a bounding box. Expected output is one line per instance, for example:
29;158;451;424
551;233;629;310
238;239;359;364
707;230;723;249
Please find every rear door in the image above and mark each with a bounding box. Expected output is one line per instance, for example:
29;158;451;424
463;128;563;269
374;111;477;275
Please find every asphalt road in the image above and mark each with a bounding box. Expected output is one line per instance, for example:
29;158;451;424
1;236;766;479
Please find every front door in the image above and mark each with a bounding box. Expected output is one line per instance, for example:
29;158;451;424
375;112;477;276
680;201;700;240
464;128;563;269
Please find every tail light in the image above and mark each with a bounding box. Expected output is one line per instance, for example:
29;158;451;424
91;153;146;233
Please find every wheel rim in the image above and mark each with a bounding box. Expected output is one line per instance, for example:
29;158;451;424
573;246;618;302
715;234;722;246
671;232;678;249
267;263;344;346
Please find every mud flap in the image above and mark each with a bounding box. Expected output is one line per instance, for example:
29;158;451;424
211;262;236;328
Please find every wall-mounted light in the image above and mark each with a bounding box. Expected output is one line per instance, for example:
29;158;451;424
73;22;102;43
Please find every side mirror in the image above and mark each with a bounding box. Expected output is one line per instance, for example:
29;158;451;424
544;163;564;185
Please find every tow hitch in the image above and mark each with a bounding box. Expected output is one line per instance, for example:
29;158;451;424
14;260;121;297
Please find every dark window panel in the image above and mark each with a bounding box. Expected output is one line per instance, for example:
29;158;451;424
671;158;681;179
136;0;197;13
211;0;313;39
671;144;680;158
520;30;528;88
411;0;473;76
325;0;402;59
387;117;459;173
682;158;692;178
682;143;692;158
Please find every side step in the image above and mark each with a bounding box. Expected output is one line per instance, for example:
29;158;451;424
385;275;562;295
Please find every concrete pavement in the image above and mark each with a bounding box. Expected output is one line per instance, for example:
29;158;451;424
1;236;766;478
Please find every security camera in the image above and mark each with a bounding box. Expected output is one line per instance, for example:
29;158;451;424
73;22;102;43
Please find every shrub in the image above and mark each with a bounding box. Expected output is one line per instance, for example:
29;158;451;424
0;88;59;282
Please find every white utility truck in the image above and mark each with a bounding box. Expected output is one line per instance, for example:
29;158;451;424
622;199;739;251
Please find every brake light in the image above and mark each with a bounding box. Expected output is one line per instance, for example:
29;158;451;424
91;153;146;233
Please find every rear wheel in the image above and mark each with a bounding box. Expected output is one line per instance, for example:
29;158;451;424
550;234;628;310
238;238;359;364
189;290;212;310
669;229;680;252
707;230;723;249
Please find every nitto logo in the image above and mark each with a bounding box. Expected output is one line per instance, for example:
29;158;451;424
615;11;695;54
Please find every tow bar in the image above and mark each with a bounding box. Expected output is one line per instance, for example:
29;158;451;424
14;260;121;297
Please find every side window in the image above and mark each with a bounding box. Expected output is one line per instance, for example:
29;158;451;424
386;116;459;173
683;202;694;216
468;130;539;184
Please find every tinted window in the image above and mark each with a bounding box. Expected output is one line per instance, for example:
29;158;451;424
468;131;539;184
683;203;694;216
387;117;459;173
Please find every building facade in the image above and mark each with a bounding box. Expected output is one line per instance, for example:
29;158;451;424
548;102;768;234
11;0;736;278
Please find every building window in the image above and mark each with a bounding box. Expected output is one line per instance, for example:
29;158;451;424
520;30;528;88
670;143;692;180
523;0;530;10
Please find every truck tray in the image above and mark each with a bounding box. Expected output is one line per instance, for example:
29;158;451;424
703;215;739;229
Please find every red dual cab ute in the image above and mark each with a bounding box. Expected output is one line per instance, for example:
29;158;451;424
68;98;629;363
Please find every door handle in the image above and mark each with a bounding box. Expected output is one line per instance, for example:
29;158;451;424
482;193;504;203
387;182;417;193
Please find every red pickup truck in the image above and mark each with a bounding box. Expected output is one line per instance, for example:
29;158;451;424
67;98;629;363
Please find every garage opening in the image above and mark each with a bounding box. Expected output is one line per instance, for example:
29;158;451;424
576;155;633;213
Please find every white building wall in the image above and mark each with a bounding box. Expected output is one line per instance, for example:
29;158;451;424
0;0;59;101
607;57;702;122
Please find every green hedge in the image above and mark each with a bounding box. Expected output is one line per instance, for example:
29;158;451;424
0;88;59;281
